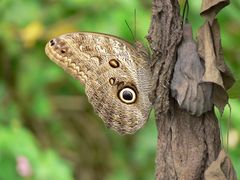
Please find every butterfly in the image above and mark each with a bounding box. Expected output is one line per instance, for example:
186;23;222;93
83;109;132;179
45;32;152;134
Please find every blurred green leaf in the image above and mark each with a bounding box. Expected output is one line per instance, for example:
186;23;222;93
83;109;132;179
228;79;240;98
0;125;73;180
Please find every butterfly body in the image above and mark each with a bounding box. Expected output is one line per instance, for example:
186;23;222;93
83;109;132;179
45;32;152;134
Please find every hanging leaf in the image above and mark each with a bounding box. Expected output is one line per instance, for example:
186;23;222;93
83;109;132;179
210;20;235;90
197;20;235;113
204;150;237;180
200;0;230;24
197;21;224;87
171;24;213;116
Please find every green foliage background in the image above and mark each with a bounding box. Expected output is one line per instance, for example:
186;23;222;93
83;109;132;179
0;0;239;179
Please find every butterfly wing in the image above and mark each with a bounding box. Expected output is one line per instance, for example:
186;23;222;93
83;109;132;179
45;32;152;134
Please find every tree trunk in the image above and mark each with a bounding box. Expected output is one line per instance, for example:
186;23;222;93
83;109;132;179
147;0;236;179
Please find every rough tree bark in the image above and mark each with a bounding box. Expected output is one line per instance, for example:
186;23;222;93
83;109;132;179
147;0;237;179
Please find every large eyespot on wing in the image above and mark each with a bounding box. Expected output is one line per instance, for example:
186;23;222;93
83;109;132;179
85;70;152;135
118;87;137;104
82;35;152;135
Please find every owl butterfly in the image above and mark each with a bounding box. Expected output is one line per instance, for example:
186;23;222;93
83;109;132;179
45;32;152;134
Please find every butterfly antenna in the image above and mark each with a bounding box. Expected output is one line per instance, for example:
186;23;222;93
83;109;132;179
125;20;136;42
134;9;137;41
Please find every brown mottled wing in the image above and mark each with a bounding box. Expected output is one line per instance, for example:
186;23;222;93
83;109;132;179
45;32;152;134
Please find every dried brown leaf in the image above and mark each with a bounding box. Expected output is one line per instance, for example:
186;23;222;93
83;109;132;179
201;0;230;24
198;22;224;87
171;24;213;116
211;20;235;90
204;150;237;180
197;21;233;113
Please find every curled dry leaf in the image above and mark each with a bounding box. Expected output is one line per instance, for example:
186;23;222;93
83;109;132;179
197;19;235;113
204;150;237;180
201;0;230;24
210;20;235;90
171;24;213;116
197;21;224;87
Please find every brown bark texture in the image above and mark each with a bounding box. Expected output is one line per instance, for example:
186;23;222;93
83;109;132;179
147;0;237;179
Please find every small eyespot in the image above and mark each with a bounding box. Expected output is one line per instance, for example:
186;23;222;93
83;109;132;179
50;39;55;46
109;59;120;68
118;87;137;104
109;77;116;85
61;49;66;53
